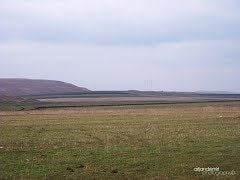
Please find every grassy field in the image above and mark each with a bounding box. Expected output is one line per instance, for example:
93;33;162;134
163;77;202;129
0;102;239;179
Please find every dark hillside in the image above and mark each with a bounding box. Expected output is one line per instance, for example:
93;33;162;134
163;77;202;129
0;78;89;96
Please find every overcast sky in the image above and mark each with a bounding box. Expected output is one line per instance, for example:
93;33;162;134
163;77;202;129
1;0;240;92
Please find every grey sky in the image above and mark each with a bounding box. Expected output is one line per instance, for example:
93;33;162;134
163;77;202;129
0;0;240;91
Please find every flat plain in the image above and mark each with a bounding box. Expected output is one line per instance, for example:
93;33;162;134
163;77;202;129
0;102;240;179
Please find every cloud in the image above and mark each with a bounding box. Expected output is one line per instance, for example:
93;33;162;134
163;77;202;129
1;40;240;91
0;1;239;91
1;0;240;44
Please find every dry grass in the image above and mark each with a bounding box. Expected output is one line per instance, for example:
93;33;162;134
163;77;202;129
0;102;240;179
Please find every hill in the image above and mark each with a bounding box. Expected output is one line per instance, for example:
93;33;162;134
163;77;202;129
0;78;90;96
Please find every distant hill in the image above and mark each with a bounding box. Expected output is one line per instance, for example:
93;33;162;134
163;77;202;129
195;90;236;94
0;78;90;96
